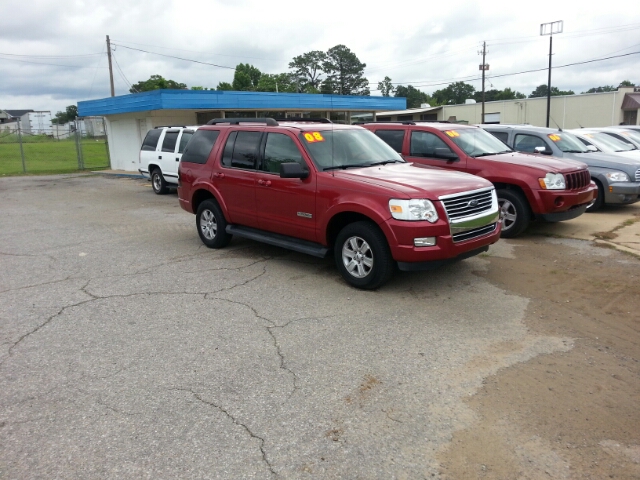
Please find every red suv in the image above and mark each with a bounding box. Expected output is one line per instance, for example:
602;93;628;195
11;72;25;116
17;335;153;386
177;118;501;289
362;122;597;237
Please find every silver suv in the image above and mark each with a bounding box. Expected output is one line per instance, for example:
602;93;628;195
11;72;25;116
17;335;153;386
139;126;198;194
482;125;640;211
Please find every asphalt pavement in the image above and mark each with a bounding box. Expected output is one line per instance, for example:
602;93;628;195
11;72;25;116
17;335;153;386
0;173;636;478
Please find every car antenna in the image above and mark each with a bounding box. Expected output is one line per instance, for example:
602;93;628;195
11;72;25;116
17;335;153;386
550;115;562;131
577;121;583;128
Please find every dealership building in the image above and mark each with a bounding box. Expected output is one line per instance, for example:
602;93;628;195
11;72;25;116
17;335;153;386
78;90;405;171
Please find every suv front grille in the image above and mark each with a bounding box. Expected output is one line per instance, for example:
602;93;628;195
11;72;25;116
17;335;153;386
452;223;498;242
635;169;640;182
440;188;495;220
565;170;591;190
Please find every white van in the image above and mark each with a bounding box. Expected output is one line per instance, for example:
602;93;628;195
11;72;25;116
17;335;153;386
139;126;198;194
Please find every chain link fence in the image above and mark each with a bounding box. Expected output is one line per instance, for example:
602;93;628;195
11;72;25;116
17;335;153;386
0;117;110;175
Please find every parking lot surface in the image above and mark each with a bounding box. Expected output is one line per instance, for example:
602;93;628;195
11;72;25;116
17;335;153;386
1;174;638;478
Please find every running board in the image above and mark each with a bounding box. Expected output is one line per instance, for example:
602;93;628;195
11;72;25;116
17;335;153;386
225;225;329;258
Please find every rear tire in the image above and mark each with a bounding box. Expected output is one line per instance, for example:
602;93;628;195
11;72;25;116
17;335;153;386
497;189;530;238
151;169;169;195
586;180;604;212
196;200;232;248
334;221;394;289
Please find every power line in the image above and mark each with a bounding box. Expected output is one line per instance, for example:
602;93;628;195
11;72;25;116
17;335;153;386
112;51;135;92
0;55;106;68
110;39;281;61
0;51;103;58
111;43;235;69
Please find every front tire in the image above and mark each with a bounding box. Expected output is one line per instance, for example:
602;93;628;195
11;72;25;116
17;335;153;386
497;189;530;238
334;221;394;289
586;180;604;212
151;169;169;195
196;200;232;248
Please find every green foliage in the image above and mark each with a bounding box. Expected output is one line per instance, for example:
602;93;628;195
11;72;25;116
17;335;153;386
582;85;616;93
129;75;187;93
377;76;395;97
619;80;635;87
191;86;213;90
288;50;326;91
216;82;233;91
232;63;262;91
394;85;431;108
256;73;298;93
528;84;574;98
432;82;476;105
322;45;369;95
52;105;78;125
473;87;525;102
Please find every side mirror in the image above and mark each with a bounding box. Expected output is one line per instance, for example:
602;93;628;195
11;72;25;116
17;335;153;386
534;146;552;155
280;162;309;179
586;145;598;152
434;147;459;161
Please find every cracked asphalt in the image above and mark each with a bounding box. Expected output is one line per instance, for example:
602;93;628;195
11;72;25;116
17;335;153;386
0;174;561;479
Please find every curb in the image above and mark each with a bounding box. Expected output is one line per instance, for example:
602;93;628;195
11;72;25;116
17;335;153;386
92;170;144;179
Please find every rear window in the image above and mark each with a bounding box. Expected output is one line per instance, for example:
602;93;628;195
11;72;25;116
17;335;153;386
141;129;162;151
180;130;220;164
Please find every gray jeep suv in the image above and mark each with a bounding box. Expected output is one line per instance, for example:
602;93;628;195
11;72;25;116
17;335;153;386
482;125;640;211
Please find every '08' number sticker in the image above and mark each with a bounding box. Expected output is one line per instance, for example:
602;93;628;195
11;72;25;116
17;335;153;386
304;132;325;143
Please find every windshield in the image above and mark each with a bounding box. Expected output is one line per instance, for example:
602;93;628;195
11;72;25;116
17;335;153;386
300;129;404;170
445;128;512;156
613;130;640;145
580;132;635;152
547;132;589;153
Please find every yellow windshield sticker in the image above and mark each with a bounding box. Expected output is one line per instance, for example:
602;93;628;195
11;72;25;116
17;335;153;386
304;132;325;143
444;130;460;137
583;133;593;137
548;134;561;142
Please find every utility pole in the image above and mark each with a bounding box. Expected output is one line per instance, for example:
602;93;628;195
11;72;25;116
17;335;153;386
106;35;115;97
478;42;489;123
540;21;563;128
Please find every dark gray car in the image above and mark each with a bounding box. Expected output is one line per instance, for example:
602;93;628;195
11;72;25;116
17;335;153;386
482;125;640;211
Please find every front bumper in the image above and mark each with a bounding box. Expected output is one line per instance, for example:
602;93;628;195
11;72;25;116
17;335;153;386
534;183;597;215
604;182;640;205
538;203;588;222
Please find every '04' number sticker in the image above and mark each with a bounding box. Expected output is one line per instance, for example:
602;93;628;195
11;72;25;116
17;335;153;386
444;130;460;137
304;132;325;143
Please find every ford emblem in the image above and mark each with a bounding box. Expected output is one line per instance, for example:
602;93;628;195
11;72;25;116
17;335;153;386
468;199;479;207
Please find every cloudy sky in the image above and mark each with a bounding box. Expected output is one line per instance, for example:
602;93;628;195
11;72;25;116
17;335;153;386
1;0;639;115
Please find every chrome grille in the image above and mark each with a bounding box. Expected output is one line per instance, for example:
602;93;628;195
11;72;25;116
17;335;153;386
440;188;495;220
452;223;498;243
635;168;640;182
564;170;591;190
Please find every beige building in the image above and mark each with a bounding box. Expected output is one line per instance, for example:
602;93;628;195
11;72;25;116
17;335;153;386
375;86;640;128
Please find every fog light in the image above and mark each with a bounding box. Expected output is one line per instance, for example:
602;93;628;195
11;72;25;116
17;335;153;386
414;237;436;247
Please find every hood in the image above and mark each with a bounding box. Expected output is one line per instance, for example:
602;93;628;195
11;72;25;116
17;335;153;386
571;151;640;170
481;152;587;172
334;162;492;199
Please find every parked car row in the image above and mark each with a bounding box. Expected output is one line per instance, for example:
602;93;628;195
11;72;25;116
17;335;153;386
137;118;639;289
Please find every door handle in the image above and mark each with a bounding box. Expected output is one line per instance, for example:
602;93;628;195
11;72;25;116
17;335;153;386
176;158;180;161
258;179;271;187
158;155;162;159
213;172;225;178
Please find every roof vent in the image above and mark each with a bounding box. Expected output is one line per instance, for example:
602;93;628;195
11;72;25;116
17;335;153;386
465;99;476;104
420;103;431;108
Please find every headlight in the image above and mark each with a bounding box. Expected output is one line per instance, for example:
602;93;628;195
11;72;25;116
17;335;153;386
605;171;630;182
538;172;566;190
389;199;439;222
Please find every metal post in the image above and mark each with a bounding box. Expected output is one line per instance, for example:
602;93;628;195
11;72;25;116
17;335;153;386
102;117;112;169
546;35;552;128
17;118;26;173
481;42;486;123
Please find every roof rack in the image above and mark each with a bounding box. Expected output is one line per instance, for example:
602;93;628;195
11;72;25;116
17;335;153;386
154;125;187;128
353;121;416;125
275;117;333;124
206;118;279;126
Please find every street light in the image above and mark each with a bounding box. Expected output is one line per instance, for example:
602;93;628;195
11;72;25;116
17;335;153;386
540;20;563;128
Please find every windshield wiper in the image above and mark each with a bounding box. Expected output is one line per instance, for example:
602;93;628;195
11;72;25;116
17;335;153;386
471;151;509;157
323;164;367;171
368;160;404;166
563;150;586;153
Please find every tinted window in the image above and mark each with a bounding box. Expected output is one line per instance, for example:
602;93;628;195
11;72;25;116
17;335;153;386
181;130;220;164
222;132;237;167
489;131;509;144
514;134;547;153
374;130;404;153
178;131;194;153
410;131;452;158
263;133;304;173
229;131;261;169
141;129;162;151
161;131;179;152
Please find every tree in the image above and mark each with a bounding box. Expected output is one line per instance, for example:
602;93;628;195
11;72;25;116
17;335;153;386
129;75;187;93
216;82;233;91
191;86;212;91
528;84;574;98
51;105;78;124
288;50;326;91
582;85;615;93
377;76;395;97
256;73;298;93
619;80;635;87
394;85;431;108
322;45;369;95
232;63;262;91
432;82;476;105
473;87;525;102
